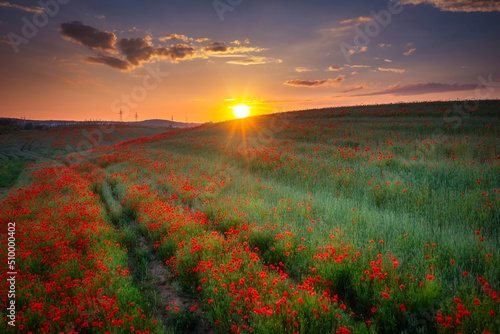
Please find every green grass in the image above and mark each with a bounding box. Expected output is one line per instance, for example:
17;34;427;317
0;158;28;188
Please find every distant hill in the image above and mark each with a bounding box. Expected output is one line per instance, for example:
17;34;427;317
130;119;201;128
2;118;201;128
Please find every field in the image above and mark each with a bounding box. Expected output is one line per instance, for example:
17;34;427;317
1;100;499;333
0;124;171;190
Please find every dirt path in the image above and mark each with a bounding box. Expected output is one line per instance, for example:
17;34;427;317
126;219;210;333
96;180;211;333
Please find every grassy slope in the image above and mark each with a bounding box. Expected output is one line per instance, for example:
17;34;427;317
1;100;499;333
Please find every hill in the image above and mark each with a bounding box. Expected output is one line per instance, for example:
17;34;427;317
131;119;202;128
1;117;201;130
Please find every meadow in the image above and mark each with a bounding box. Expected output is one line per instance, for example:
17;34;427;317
1;100;499;333
0;123;170;190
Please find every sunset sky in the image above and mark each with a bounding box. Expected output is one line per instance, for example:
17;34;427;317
1;0;499;122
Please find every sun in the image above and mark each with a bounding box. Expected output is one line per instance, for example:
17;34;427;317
232;104;250;119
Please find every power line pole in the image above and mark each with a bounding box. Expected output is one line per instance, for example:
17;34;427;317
135;111;138;123
119;109;123;122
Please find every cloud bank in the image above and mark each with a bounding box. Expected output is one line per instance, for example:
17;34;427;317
61;22;265;71
400;0;500;12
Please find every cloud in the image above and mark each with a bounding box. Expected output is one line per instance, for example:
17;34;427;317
344;46;368;55
159;34;189;42
284;75;345;87
227;57;268;65
95;15;106;19
204;41;228;52
325;16;375;36
379;43;392;48
328;66;343;71
399;0;500;12
384;59;393;62
117;37;196;66
61;23;261;71
0;1;43;13
378;67;405;73
118;37;156;65
345;64;371;68
227;57;280;65
340;85;368;93
84;54;131;71
60;21;117;51
196;38;211;43
340;16;374;25
155;44;195;61
64;26;196;71
295;67;313;72
354;82;477;96
203;41;267;55
404;48;417;56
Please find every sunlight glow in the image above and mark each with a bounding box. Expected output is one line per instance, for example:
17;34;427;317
232;104;251;119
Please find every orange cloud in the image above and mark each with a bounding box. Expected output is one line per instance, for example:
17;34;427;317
284;75;345;87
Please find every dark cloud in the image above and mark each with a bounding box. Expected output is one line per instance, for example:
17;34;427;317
84;54;131;71
400;0;500;12
284;75;345;87
60;21;117;51
204;41;228;52
83;38;195;70
118;38;155;65
61;23;260;71
354;82;477;96
155;44;195;61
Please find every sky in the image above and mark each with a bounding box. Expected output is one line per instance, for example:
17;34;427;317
0;0;499;123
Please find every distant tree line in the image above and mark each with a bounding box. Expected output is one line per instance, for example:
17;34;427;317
0;119;21;134
0;119;49;134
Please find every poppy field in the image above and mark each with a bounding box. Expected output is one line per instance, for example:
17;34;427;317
1;100;499;333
